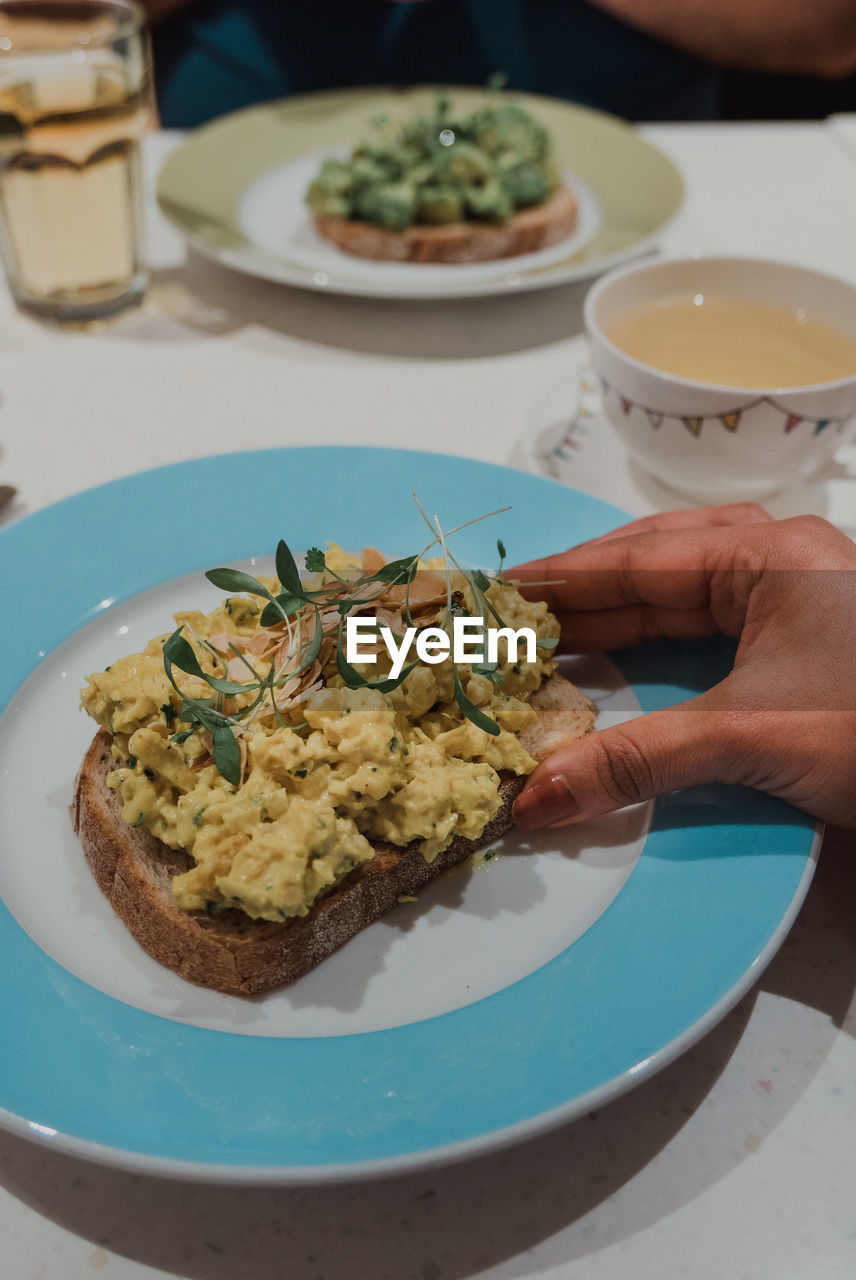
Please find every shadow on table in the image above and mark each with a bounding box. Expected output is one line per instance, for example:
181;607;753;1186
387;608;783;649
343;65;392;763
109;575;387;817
131;251;590;361
0;828;853;1280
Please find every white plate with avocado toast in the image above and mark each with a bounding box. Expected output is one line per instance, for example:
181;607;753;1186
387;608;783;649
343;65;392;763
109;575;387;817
239;147;602;287
0;447;818;1180
157;87;684;300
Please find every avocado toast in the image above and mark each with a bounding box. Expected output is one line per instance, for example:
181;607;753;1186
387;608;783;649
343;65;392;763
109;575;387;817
306;94;578;264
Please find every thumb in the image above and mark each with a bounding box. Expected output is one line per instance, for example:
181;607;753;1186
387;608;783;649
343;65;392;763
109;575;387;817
513;694;741;828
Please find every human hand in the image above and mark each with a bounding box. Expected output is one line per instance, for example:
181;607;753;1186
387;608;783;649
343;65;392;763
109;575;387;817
511;505;856;830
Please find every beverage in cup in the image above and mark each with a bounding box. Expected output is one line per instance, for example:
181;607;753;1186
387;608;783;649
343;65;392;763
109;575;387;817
0;0;151;324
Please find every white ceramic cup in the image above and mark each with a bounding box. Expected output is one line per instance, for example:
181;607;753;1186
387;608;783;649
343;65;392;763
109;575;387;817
583;255;856;502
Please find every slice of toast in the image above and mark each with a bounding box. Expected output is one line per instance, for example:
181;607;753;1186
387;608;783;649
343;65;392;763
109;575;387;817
312;183;578;265
71;673;595;996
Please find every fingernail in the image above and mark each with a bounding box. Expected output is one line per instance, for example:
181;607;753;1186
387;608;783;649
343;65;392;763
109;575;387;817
513;774;580;830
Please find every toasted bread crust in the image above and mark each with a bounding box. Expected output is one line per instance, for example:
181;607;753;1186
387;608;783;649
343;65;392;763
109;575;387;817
313;183;578;264
72;673;595;995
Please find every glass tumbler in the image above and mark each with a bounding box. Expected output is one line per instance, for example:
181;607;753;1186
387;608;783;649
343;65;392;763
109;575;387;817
0;0;151;324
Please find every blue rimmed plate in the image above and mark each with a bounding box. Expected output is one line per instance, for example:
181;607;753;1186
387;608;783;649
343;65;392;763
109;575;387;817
0;447;818;1181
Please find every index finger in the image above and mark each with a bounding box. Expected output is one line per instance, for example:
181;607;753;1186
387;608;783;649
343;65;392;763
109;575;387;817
571;502;773;549
509;520;763;617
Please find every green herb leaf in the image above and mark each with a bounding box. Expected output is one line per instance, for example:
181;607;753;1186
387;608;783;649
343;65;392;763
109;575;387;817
371;662;420;693
537;636;560;650
482;590;507;629
304;547;327;574
211;721;242;786
259;593;305;627
163;630;206;678
472;661;504;685
265;670;292;730
205;675;251;695
178;697;221;732
335;625;369;688
294;605;323;675
336;587;389;612
162;629;250;696
205;567;274;599
452;666;500;736
466;562;508;630
275;540;308;599
373;555;419;585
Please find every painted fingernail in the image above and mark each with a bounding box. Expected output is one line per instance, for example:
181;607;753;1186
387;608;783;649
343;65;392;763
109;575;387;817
513;774;580;830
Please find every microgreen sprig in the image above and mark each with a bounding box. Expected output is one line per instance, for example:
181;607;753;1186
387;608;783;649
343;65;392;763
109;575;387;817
162;629;253;785
161;499;553;781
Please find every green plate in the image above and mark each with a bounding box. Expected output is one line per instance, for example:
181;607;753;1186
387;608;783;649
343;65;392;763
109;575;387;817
157;86;684;300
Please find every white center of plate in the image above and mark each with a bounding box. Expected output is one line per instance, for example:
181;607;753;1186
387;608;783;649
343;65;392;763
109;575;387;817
236;147;603;291
0;563;648;1038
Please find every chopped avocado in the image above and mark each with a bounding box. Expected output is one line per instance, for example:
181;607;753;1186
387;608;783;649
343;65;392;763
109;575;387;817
464;176;513;223
308;157;351;197
470;103;549;162
431;140;492;187
349;150;401;192
499;159;553;208
306;158;354;219
354;180;417;231
305;89;558;230
417;185;464;225
313;194;352;219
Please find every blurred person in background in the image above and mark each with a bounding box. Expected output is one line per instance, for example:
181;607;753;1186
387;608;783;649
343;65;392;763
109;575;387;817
142;0;856;128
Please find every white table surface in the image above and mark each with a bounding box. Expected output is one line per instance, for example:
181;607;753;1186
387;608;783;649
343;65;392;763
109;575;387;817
2;120;856;1280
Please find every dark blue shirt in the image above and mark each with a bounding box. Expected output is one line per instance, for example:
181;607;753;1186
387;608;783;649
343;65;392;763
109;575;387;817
154;0;720;127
